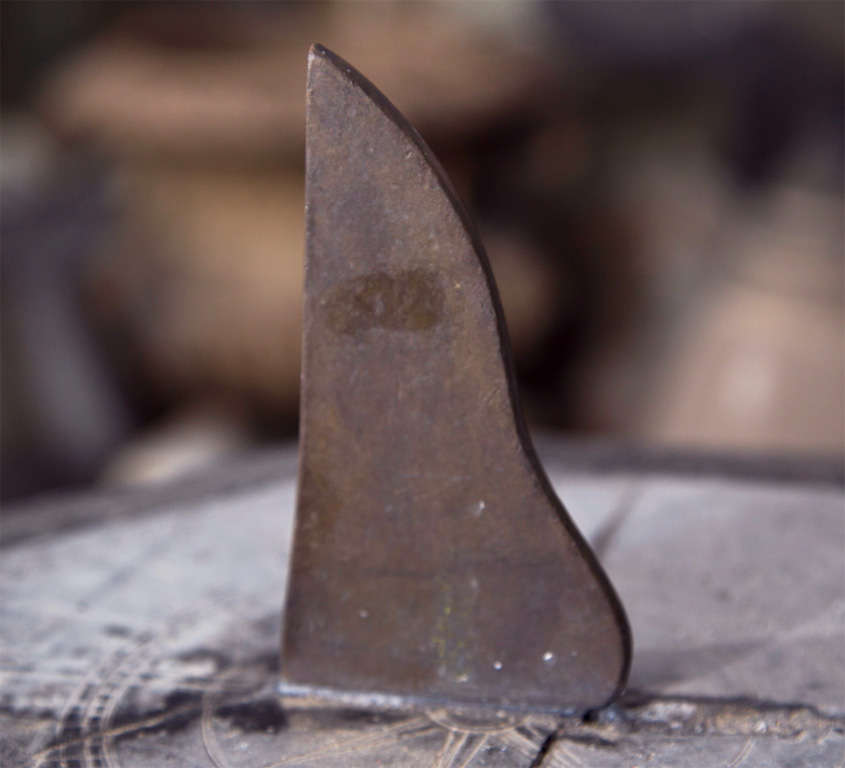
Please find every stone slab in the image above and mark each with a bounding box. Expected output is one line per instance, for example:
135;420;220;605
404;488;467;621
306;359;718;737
1;447;843;766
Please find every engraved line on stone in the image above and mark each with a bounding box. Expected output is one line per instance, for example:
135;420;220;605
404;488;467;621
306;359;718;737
453;734;487;768
430;730;456;768
727;737;755;768
435;731;467;768
548;742;585;768
498;727;543;758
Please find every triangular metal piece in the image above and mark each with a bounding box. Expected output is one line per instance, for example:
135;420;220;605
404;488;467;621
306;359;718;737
281;44;631;715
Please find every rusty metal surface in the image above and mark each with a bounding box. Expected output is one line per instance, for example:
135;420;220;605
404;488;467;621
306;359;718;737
280;45;630;716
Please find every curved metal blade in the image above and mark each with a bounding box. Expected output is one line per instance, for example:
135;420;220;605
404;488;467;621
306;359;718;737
281;44;631;715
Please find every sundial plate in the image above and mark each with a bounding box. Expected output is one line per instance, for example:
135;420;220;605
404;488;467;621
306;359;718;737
2;449;843;767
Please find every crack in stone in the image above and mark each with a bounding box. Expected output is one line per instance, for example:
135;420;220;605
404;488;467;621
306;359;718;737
527;732;556;767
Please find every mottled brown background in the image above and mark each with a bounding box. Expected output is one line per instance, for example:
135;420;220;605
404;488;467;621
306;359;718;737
2;1;843;503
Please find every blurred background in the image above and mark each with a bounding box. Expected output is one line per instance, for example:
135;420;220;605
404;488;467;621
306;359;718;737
2;1;843;504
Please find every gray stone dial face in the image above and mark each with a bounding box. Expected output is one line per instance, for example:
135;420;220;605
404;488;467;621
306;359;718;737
3;452;843;767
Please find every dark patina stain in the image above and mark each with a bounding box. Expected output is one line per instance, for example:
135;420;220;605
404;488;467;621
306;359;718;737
306;708;410;731
324;269;444;334
217;698;288;733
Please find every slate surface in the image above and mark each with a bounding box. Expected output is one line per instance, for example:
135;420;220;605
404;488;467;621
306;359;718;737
1;446;843;767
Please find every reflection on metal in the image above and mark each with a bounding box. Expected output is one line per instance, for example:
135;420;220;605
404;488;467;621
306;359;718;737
280;44;631;715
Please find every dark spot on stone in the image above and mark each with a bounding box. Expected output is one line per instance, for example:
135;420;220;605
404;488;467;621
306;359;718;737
164;689;202;710
305;707;409;731
217;698;287;733
158;705;203;735
104;689;203;738
103;624;131;637
324;269;444;334
335;707;406;724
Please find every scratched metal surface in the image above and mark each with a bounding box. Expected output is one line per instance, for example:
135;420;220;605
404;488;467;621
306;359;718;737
2;450;843;767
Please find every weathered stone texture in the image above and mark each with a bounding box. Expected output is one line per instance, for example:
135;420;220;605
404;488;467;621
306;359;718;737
2;452;842;766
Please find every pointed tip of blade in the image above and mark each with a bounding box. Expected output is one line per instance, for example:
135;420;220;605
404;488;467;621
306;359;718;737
304;39;491;297
308;43;352;77
308;42;328;61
